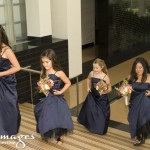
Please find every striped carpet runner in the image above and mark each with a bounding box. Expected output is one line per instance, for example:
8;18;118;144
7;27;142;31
0;103;150;150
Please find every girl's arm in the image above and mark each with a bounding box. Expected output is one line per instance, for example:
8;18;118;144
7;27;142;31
145;74;150;96
145;90;150;96
105;75;112;93
87;71;92;92
54;71;71;95
0;48;20;76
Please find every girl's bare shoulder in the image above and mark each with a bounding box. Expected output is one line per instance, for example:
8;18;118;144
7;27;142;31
56;70;66;77
88;71;93;77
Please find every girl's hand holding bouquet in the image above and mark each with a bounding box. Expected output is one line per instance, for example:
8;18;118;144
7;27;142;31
96;80;108;95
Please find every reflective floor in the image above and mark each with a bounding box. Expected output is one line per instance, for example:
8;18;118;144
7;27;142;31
65;49;150;127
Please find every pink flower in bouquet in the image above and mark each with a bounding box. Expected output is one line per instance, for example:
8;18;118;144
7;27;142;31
96;80;108;94
37;76;54;96
115;79;133;106
46;79;54;88
116;79;133;96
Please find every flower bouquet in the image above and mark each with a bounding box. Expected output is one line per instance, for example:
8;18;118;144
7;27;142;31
95;80;108;95
37;75;54;96
115;79;133;106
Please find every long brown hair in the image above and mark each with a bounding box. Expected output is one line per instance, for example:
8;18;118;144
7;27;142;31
93;58;108;74
40;49;63;78
0;25;11;51
129;57;149;83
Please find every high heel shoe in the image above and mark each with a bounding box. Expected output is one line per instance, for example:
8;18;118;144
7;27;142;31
133;138;145;146
56;137;63;145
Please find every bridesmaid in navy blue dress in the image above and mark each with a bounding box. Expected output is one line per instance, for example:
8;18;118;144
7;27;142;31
34;49;74;144
78;58;112;135
0;25;21;136
128;57;150;146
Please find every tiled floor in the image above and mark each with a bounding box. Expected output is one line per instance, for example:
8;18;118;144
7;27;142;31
82;45;98;63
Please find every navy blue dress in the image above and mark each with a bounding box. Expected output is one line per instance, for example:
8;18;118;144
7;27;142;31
34;74;74;139
77;77;110;135
128;82;150;139
0;57;21;136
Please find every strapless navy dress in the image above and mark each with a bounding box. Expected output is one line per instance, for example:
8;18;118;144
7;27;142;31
128;82;150;139
34;74;74;139
0;57;21;136
77;77;110;135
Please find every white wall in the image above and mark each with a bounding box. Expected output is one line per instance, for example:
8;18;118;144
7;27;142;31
51;0;68;39
25;0;52;37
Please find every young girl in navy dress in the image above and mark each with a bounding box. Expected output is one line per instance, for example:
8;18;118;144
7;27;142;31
34;49;74;144
0;25;21;136
78;58;112;135
128;57;150;146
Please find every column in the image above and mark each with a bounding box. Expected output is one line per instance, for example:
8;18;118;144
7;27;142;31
67;0;82;78
25;0;52;37
51;0;82;79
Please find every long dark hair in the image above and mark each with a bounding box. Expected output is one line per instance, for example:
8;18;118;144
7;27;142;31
40;49;63;78
129;57;149;83
0;25;11;51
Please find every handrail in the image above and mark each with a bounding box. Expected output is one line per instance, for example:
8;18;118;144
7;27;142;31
21;67;40;74
20;66;40;108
